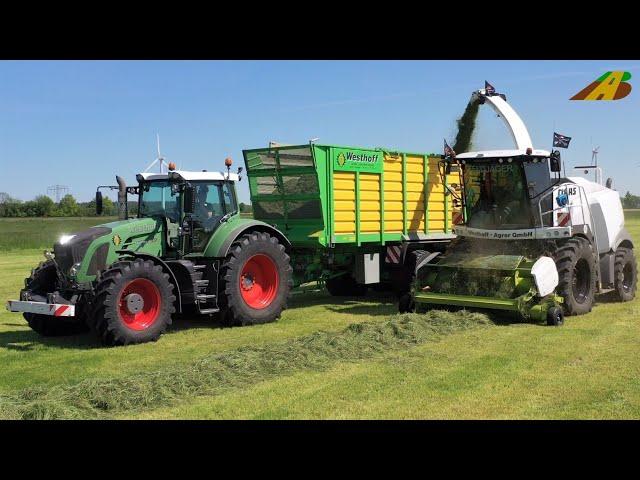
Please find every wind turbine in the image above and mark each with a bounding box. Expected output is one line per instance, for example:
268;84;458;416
144;134;171;173
591;145;600;167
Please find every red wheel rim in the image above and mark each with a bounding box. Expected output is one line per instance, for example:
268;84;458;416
117;278;162;331
239;254;279;309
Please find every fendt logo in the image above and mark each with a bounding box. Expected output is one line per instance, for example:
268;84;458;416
570;71;632;100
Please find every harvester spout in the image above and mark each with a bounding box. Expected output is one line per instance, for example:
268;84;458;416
471;89;533;151
115;175;128;220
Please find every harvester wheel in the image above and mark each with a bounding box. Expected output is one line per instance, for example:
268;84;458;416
23;261;90;337
554;237;596;316
546;306;564;326
613;247;637;302
220;232;293;326
89;259;175;346
326;275;368;297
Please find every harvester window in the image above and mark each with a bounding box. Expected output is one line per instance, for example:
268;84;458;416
463;161;532;229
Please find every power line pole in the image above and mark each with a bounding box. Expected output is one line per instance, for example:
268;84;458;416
47;185;69;202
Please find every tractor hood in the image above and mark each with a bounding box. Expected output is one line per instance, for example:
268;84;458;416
53;217;165;283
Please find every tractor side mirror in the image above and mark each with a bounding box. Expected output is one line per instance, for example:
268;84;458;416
96;191;103;215
183;186;195;214
550;151;562;172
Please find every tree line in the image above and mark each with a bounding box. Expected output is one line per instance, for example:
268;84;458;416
0;192;125;217
0;192;253;217
622;191;640;209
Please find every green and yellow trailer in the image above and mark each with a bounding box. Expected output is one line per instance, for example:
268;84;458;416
242;143;462;295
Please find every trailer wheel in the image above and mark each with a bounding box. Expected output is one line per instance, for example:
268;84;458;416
553;237;596;316
613;247;637;302
221;232;293;326
398;293;415;313
546;306;564;326
23;261;90;337
326;275;368;297
89;259;175;346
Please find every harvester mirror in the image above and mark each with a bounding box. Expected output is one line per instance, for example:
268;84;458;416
183;185;195;214
95;191;103;215
550;151;562;172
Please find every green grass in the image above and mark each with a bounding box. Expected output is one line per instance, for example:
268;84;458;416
0;214;639;419
0;217;117;250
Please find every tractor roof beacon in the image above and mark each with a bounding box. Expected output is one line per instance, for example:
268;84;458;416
7;160;293;346
409;86;636;324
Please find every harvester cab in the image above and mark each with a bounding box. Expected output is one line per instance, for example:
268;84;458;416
407;86;637;324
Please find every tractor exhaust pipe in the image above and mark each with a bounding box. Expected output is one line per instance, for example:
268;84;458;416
116;175;128;220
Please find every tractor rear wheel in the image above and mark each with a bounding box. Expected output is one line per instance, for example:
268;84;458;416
220;232;293;326
553;237;596;316
326;274;368;297
89;259;175;346
23;261;90;337
613;247;637;302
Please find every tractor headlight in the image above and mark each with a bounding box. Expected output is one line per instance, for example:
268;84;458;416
59;234;76;245
69;262;82;277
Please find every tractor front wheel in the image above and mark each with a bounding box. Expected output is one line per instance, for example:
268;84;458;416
220;232;293;326
89;259;176;346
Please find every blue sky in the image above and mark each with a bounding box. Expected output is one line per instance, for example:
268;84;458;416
1;60;639;204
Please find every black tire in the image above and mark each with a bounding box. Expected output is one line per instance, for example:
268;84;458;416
613;247;637;302
325;274;368;297
89;259;176;346
546;306;564;326
23;261;89;337
220;232;293;326
398;292;415;314
553;237;597;316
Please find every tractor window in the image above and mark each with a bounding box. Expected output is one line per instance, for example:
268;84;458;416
139;181;180;222
190;181;237;252
463;160;532;229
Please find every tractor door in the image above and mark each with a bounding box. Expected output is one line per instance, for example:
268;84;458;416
187;181;237;254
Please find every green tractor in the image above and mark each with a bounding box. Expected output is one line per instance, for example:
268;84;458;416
7;161;293;346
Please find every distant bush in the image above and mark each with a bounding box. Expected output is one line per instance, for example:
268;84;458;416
622;191;640;209
0;192;120;217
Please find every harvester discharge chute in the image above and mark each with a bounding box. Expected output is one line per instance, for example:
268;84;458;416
407;85;636;325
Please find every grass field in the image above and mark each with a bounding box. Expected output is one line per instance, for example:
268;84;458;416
0;212;639;419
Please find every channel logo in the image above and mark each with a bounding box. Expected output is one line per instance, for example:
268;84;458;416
570;71;632;100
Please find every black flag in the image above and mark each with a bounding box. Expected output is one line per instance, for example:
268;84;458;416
485;80;496;95
444;139;455;158
553;132;572;148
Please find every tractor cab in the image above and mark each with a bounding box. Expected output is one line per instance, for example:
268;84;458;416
136;169;240;256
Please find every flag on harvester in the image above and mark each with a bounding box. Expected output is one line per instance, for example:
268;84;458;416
485;80;496;95
553;132;572;148
444;139;455;157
